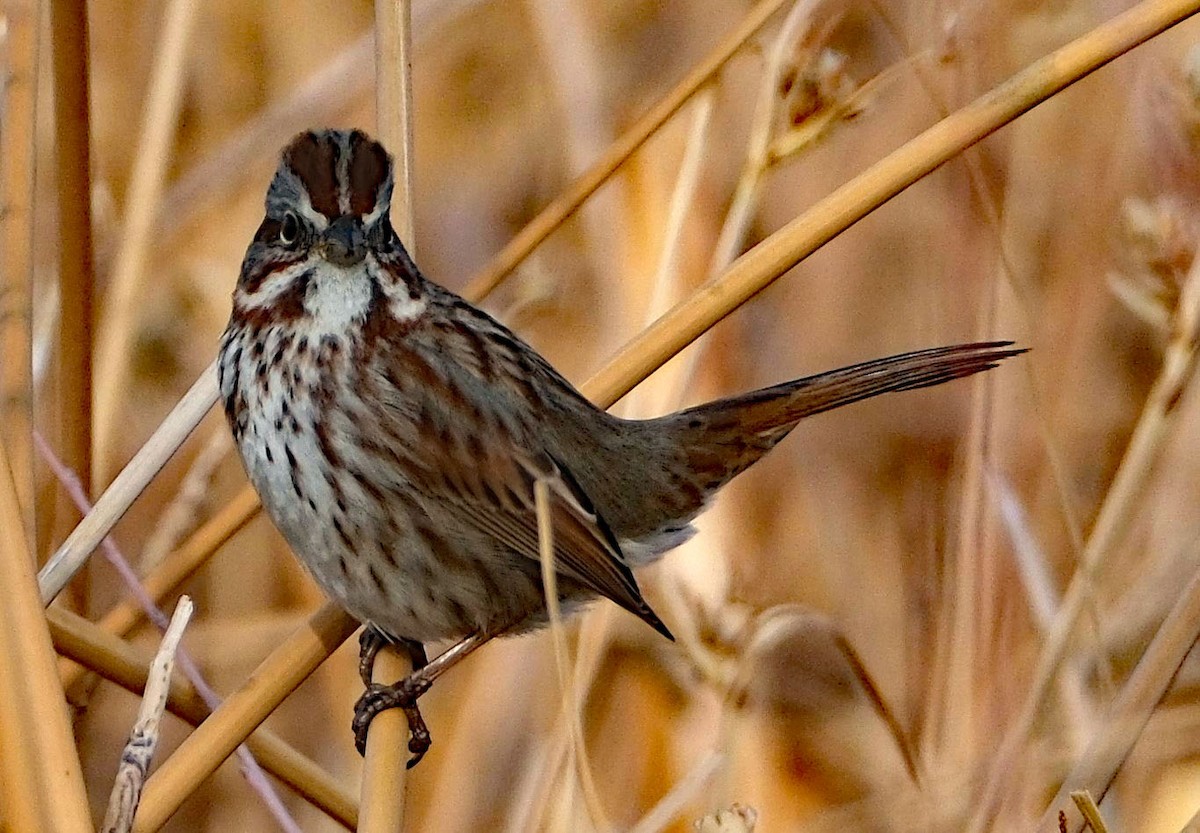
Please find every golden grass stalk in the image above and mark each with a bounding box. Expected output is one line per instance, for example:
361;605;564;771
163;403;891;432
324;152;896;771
0;0;41;537
535;478;609;831
49;0;96;509
459;0;797;301
48;607;358;830
584;0;1200;410
101;596;193;833
356;4;417;828
60;482;260;691
131;603;359;831
1039;556;1200;830
971;212;1200;831
0;441;92;831
92;0;200;485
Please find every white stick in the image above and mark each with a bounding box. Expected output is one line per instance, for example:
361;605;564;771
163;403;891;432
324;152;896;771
39;359;219;604
101;595;195;833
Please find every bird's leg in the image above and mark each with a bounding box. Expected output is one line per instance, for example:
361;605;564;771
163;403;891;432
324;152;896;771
353;631;490;767
357;624;427;688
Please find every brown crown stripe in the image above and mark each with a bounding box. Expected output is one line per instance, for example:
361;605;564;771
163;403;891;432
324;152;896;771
348;130;391;216
284;132;340;218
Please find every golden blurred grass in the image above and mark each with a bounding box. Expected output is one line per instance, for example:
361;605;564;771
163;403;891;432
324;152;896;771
11;0;1200;830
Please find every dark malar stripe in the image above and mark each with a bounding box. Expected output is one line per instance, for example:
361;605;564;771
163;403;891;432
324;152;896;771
284;132;340;218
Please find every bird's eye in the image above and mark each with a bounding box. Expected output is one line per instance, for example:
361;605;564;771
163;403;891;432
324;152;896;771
279;211;300;246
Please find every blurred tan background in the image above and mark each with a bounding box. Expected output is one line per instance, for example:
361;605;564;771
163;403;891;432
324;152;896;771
25;0;1200;829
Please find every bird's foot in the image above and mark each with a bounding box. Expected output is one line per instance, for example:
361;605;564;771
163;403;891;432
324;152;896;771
357;625;427;688
352;675;434;767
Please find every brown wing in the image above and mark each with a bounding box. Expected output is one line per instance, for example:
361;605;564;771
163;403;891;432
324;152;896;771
399;414;672;640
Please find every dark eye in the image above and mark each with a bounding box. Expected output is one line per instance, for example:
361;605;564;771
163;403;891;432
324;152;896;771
279;211;300;246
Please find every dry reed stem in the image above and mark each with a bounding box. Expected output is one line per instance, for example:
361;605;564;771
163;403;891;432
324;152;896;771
59;483;260;692
584;0;1200;411
971;222;1200;831
1069;791;1110;833
101;596;193;833
459;0;797;301
708;0;816;276
156;0;482;242
131;603;359;831
0;0;41;537
355;3;417;827
48;607;358;830
30;1;1200;825
1038;557;1200;831
49;0;95;508
0;441;92;831
138;426;230;571
92;0;200;485
39;357;220;604
357;646;411;832
534;478;609;831
105;2;1200;814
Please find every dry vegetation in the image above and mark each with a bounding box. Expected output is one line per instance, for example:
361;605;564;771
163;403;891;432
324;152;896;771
8;0;1200;830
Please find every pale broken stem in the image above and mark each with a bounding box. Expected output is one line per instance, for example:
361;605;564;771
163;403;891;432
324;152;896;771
130;603;360;833
49;607;358;830
92;0;200;484
102;595;194;833
535;478;609;832
1069;791;1110;833
36;431;303;833
1038;555;1200;832
39;357;219;605
970;234;1200;833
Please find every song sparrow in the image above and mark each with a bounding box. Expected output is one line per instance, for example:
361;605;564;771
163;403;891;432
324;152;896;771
219;128;1022;766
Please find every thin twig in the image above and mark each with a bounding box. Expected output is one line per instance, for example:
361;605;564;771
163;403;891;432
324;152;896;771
460;0;798;301
49;606;358;830
36;432;304;833
131;603;360;832
972;227;1200;832
535;478;609;831
102;596;194;833
1040;555;1200;831
1069;791;1110;833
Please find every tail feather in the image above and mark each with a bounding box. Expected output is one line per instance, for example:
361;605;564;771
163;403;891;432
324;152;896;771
662;340;1024;504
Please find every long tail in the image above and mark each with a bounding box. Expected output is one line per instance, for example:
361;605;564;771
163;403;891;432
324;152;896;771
647;341;1023;525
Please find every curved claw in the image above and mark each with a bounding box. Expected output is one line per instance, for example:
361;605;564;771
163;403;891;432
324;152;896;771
352;678;433;767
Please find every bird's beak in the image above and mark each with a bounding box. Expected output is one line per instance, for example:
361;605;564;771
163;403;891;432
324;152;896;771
320;216;366;266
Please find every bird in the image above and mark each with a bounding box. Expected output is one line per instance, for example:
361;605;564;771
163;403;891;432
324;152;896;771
218;128;1023;765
